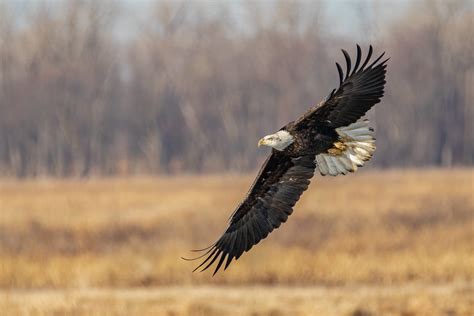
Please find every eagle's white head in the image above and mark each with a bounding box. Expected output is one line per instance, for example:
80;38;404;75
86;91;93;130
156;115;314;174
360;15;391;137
258;130;294;151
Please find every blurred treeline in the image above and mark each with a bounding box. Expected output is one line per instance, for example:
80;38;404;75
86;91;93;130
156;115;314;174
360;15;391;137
0;0;472;177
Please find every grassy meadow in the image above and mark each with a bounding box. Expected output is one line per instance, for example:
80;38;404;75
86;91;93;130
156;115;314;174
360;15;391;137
0;169;473;315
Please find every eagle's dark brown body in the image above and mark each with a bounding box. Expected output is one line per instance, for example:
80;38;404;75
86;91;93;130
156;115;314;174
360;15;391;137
282;121;338;157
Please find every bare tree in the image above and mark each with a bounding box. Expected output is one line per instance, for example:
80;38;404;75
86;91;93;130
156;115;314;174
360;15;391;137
0;0;472;177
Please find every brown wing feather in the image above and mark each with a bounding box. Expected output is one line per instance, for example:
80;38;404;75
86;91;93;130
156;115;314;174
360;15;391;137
295;45;389;129
184;152;316;275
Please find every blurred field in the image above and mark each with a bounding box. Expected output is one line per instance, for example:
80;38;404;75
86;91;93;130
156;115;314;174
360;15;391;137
0;169;473;315
1;283;472;316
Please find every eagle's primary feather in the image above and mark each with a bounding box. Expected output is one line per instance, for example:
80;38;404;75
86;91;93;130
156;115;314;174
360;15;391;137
183;45;388;275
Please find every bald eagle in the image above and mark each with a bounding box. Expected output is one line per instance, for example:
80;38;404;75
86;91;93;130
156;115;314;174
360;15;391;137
184;45;388;275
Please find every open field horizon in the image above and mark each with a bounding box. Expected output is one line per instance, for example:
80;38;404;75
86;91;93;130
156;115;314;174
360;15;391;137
1;168;473;315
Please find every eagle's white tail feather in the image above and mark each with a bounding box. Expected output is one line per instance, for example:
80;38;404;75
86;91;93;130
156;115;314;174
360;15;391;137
316;120;376;176
316;155;347;176
315;155;328;175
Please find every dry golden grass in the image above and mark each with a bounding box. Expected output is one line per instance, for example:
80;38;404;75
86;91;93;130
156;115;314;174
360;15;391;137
1;283;472;316
0;169;473;315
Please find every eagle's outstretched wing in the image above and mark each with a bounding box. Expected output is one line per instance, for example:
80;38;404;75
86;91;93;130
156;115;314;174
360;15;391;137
183;152;315;275
295;45;388;129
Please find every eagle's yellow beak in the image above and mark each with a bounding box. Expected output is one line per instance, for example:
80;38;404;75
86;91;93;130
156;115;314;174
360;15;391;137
258;138;266;147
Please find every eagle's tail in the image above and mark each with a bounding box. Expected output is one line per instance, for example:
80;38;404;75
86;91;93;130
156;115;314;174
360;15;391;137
316;120;376;176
